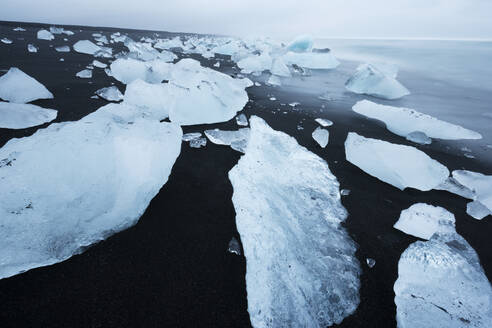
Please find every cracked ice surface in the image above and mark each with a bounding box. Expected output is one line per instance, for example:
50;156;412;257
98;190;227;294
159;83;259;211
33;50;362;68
0;103;182;279
229;116;360;327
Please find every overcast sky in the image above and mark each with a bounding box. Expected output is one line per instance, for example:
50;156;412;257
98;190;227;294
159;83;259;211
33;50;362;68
2;0;492;39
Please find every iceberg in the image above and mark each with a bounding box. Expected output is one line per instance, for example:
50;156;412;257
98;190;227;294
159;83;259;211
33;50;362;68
352;100;482;140
95;86;123;102
282;52;340;69
0;102;57;129
37;30;54;41
229;116;360;327
315;118;333;127
236;113;248;126
312;127;329;148
1;38;12;44
286;35;314;52
394;232;492;328
76;69;92;79
27;44;38;53
345;64;410;100
73;40;101;55
0;67;53;103
345;132;449;191
393;203;456;240
123;79;169;120
204;128;249;153
0;103;182;279
55;45;70;52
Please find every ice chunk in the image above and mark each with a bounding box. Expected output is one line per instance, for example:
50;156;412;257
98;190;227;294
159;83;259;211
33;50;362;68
466;201;490;220
435;177;475;200
13;27;26;32
55;45;70;52
394;232;492;328
237;53;272;74
205;128;249;152
266;74;282;86
158;50;177;63
366;258;376;268
0;103;182;279
312;127;329;147
123;79;169;120
110;58;169;84
282;51;340;69
0;102;57;129
189;137;207;148
0;67;53;103
182;132;202;142
341;189;351;196
37;30;54;41
27;44;38;53
1;38;12;44
406;131;432;145
227;237;241;255
49;27;73;35
270;57;291;77
236;113;248;126
345;64;410;100
394;203;456;240
345;132;449;191
154;37;183;50
353;100;482;140
76;69;92;79
315;118;333;127
95;86;123;102
73;40;101;55
452;170;492;213
213;61;220;68
92;60;107;68
286;35;314;52
229;116;360;327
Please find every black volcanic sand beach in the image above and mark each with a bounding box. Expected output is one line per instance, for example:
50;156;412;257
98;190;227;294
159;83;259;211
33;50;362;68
0;21;491;328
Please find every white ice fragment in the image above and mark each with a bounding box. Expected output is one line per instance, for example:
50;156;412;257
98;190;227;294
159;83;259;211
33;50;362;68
205;128;249;152
394;203;456;240
406;131;432;145
236;114;248;126
13;27;26;32
345;132;449;191
123;79;169;120
182;132;202;142
0;67;53;103
353;100;481;140
92;60;107;68
1;38;12;44
227;237;241;255
55;45;70;52
452;170;492;213
312;127;329;148
27;44;38;53
466;201;490;220
237;53;272;74
76;69;92;79
229;116;360;327
110;58;169;84
213;61;220;68
282;51;340;69
0;102;57;129
394;232;492;328
315;118;333;127
341;189;351;196
95;86;123;102
366;258;376;268
37;30;54;41
286;35;314;52
189;137;207;148
345;64;410;100
73;40;101;55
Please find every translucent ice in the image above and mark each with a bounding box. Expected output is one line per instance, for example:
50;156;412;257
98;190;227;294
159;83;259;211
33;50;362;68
353;100;481;140
466;201;490;220
73;40;101;55
346;64;410;100
0;102;57;129
27;44;38;53
394;203;456;240
204;128;250;152
452;170;492;214
0;68;53;103
312;127;329;148
286;35;314;52
0;103;182;279
229;116;360;327
76;69;92;79
95;86;123;102
315;118;333;127
37;30;54;41
345;132;449;191
406;131;432;145
236;113;248;126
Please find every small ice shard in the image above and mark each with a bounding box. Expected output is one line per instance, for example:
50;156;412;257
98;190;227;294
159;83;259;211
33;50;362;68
341;189;351;196
254;82;261;86
345;132;449;191
282;51;340;69
182;132;202;142
393;203;456;240
55;45;70;52
73;40;101;55
235;113;248;126
0;68;53;103
435;177;475;200
76;69;92;79
0;102;57;129
123;79;169;120
189;137;207;148
266;74;281;86
27;44;38;53
345;64;410;100
315;118;333;127
229;116;360;327
213;61;220;68
95;86;123;102
204;128;250;153
37;30;54;41
227;237;241;255
269;97;276;101
394;232;492;328
59;58;64;62
237;53;272;74
312;127;329;148
452;170;492;213
13;27;26;32
467;201;490;220
0;103;182;280
406;131;431;145
270;57;291;77
1;38;12;44
353;100;481;140
92;60;107;68
289;102;300;107
366;258;376;268
286;35;314;52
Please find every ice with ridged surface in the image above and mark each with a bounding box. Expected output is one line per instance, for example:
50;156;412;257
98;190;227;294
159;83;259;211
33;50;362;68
95;86;123;102
394;204;456;240
353;100;481;140
312;127;329;148
73;40;101;55
0;67;53;103
346;64;410;100
229;116;360;327
37;30;54;41
282;51;340;69
345;132;449;191
0;103;182;280
76;69;92;78
394;231;492;328
0;102;57;129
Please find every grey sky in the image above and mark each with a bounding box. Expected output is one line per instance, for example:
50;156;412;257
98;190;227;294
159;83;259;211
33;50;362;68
2;0;491;39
